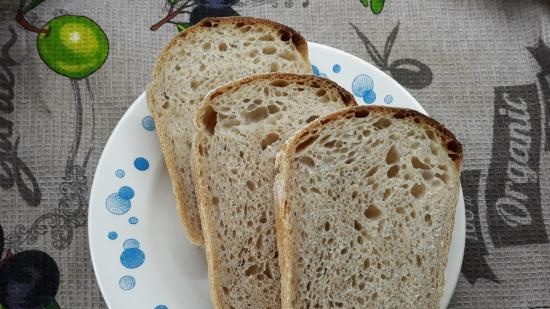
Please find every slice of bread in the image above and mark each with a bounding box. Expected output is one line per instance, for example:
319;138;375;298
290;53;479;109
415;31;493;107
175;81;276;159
274;106;463;309
147;17;312;245
192;73;356;309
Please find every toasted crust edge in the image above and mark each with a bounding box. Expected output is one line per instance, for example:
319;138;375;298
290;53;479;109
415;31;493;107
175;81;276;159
191;74;357;309
274;105;463;309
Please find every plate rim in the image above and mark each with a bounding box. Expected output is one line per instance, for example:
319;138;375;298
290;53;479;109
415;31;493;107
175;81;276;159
88;42;465;309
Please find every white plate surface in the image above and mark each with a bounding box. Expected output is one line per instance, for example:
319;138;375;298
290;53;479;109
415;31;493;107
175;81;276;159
89;42;465;309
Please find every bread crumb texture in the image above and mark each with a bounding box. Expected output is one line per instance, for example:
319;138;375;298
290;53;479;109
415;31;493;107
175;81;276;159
281;107;461;309
194;74;355;309
148;16;311;244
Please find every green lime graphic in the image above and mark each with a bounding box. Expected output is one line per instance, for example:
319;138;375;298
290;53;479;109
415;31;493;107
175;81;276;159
37;15;109;79
359;0;385;14
370;0;385;14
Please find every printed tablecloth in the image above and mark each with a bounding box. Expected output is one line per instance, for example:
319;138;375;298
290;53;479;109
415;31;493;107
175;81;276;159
0;0;549;308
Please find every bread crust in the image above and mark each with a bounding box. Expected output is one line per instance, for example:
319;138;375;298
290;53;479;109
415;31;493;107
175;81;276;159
191;131;224;309
202;72;356;110
146;84;205;244
191;73;357;309
147;16;311;246
283;106;463;170
154;16;310;80
274;105;463;309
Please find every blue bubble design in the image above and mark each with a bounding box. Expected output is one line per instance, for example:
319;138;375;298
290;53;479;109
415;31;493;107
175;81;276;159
311;65;320;76
129;217;139;225
124;238;140;249
363;90;377;104
332;64;341;73
312;64;330;78
384;95;393;104
120;247;145;269
134;157;149;171
106;193;131;215
108;231;118;240
115;169;125;178
119;275;136;291
118;186;135;200
352;74;374;98
154;306;168;309
142;116;156;131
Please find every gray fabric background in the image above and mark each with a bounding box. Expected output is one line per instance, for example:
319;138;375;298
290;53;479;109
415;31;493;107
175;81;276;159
1;0;549;308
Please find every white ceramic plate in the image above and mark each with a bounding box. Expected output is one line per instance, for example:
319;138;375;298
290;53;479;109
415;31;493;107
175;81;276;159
89;42;465;309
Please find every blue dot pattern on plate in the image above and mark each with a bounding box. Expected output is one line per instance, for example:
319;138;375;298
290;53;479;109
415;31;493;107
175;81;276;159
332;64;341;73
106;193;131;215
118;186;135;200
142;116;155;131
120;247;145;269
352;74;378;104
115;169;125;178
154;306;168;309
108;231;118;240
134;157;149;171
352;74;375;98
124;238;140;249
384;95;393;104
311;64;328;78
106;186;135;215
119;275;136;291
129;217;139;225
363;90;377;104
311;65;320;76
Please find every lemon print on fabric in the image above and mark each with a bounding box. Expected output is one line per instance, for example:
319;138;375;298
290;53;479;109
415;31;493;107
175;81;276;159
37;15;109;79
